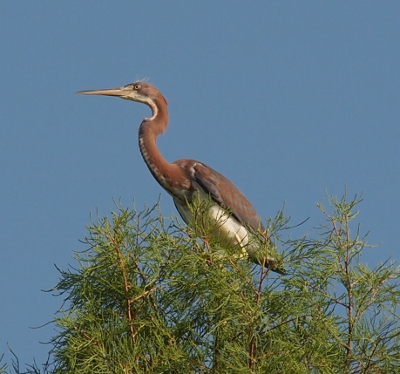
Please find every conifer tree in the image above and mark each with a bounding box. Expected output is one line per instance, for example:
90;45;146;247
2;193;400;373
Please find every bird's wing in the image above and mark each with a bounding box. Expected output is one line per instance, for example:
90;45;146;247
189;162;264;231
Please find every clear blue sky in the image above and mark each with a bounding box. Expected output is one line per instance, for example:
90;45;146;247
1;2;399;367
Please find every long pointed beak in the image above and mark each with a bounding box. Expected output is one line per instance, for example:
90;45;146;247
77;87;130;97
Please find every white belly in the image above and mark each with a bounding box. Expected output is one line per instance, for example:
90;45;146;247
208;205;250;247
174;199;257;258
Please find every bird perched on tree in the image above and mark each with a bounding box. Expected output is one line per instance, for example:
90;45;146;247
78;81;284;274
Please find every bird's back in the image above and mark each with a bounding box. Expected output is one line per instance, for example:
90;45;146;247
173;159;264;231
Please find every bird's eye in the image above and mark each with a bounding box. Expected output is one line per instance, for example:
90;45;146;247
134;84;140;90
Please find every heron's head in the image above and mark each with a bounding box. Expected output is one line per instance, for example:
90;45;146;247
77;81;167;109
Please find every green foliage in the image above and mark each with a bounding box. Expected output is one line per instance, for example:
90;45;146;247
3;193;400;373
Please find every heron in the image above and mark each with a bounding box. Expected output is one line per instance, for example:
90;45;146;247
78;81;284;274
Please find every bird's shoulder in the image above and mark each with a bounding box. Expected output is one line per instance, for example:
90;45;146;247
172;159;263;230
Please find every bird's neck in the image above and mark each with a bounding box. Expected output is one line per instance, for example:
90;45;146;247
138;118;178;195
137;97;189;198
